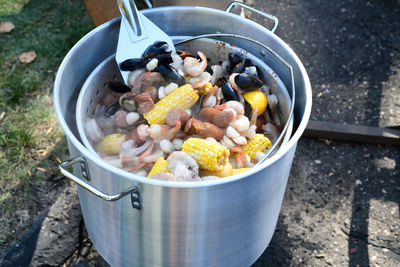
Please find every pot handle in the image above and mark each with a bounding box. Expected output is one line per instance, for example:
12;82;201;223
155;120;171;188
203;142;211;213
226;1;279;33
59;156;141;208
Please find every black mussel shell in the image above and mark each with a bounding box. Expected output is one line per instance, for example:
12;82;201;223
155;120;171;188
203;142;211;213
215;77;227;87
142;41;169;58
227;53;243;73
232;58;252;73
104;103;120;117
229;53;243;66
158;64;185;85
106;81;131;93
234;73;263;91
205;65;213;75
119;58;149;71
244;100;253;117
154;52;173;66
221;82;239;101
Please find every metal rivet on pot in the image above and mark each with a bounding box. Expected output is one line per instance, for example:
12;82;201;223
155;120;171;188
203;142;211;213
132;201;141;210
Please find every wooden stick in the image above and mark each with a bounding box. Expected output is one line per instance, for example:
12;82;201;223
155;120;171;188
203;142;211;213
303;120;400;146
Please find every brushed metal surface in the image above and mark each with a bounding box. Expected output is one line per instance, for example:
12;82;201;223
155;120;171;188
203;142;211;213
116;0;175;84
54;6;312;267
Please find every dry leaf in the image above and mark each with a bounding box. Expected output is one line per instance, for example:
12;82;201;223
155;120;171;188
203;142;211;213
45;127;53;135
36;167;47;172
27;169;32;177
318;138;332;145
0;21;15;33
0;111;5;123
19;51;37;63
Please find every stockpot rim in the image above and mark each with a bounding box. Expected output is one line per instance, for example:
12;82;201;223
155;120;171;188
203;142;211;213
54;6;312;188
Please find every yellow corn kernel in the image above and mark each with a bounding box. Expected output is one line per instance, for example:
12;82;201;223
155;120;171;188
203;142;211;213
241;134;272;160
182;138;230;171
97;133;126;155
197;82;213;95
144;84;199;125
147;158;169;177
233;168;250;175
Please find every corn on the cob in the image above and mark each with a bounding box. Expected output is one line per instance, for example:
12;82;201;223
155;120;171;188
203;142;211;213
197;82;212;95
144;84;199;125
241;134;272;160
233;168;250;175
147;157;169;177
182;138;230;171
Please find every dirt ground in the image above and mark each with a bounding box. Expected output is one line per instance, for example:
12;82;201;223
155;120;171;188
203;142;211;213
1;0;399;266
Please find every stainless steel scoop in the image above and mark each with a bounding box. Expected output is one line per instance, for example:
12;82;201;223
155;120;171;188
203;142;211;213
116;0;175;85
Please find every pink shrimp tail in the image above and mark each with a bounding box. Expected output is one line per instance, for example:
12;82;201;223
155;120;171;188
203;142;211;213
231;146;247;161
139;142;154;161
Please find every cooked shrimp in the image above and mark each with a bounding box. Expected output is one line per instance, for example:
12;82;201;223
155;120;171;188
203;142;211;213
128;69;146;87
184;51;207;77
229;115;250;132
85;118;104;142
210;65;223;85
215;100;244;115
139;142;154;161
244;125;257;139
231;146;247;162
160;139;175;154
170;51;185;73
167;151;199;181
202;85;218;108
119;139;152;162
188;72;211;88
132;72;165;94
142;149;164;163
262;122;281;142
226;126;240;139
150;121;181;142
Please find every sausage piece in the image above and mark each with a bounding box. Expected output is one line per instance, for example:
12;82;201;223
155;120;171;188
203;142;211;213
167;108;189;127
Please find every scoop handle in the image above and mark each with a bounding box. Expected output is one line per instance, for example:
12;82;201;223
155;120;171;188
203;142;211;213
117;0;143;38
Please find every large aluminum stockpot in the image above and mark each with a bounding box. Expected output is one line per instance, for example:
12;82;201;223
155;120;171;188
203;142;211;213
54;4;311;267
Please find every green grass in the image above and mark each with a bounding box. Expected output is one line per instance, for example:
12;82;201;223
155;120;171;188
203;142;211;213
0;0;93;224
0;0;29;16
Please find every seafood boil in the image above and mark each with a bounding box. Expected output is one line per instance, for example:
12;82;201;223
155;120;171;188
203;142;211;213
84;41;283;181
